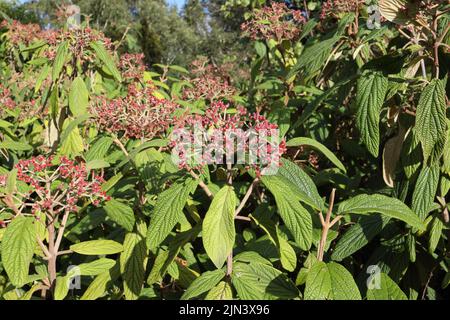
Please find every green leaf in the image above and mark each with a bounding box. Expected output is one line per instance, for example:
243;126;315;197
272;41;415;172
85;137;113;162
70;240;124;255
54;258;116;300
250;212;297;272
0;140;32;151
59;126;84;156
181;269;226;300
86;159;110;170
69;77;89;117
366;273;407;300
332;215;390;261
401;128;422;179
81;263;120;300
415;79;447;162
202;186;237;269
232;262;299;300
205;281;233;300
442;120;450;174
262;175;313;250
90;41;122;82
287;36;340;79
355;71;389;157
305;261;361;300
304;261;331;300
286;137;346;173
52;41;69;81
1;216;36;287
120;221;148;300
278;158;324;211
338;194;425;231
327;262;361;300
104;199;135;232
146;179;197;251
412;164;440;220
429;216;443;254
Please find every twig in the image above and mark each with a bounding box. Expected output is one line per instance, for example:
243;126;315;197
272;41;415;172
317;189;342;262
187;168;213;199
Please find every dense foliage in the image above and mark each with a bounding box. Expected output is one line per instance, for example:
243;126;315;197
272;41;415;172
0;0;449;301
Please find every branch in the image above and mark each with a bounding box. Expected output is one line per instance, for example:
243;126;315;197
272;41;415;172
317;189;341;262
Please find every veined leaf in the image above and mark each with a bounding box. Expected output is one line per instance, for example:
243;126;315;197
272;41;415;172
69;77;89;117
70;240;124;255
338;194;425;231
1;216;36;287
286;137;346;173
202;185;237;269
52;41;69;82
331;215;390;261
104;199;135;232
120;221;148;300
90;41;122;82
412;164;440;221
205;281;233;300
146;179;198;250
262;175;313;250
278;158;324;211
232;262;299;300
181;269;226;300
355;71;388;157
415;79;447;162
366;273;407;300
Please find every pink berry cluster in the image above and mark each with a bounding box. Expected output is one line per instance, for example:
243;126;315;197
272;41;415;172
90;83;179;140
0;84;16;112
171;102;287;177
182;58;236;102
320;0;365;19
0;20;43;46
119;53;146;81
10;156;110;214
240;2;306;42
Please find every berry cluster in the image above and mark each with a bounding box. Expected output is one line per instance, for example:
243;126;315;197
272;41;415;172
171;102;287;177
90;83;179;140
182;58;237;102
0;20;43;46
240;2;306;42
0;84;16;112
7;156;110;214
320;0;365;19
119;53;146;81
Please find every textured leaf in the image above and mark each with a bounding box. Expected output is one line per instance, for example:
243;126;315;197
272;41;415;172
401;128;422;179
202;186;237;269
332;215;390;261
327;262;361;300
366;273;407;300
69;77;89;117
85;137;113;162
305;261;361;300
81;263;120;300
120;221;148;300
70;240;124;255
304;261;331;300
104;199;135;232
59;126;84;156
286;137;346;173
90;41;122;82
0;141;32;151
338;194;425;230
355;71;389;157
232;262;299;300
205;281;233;300
181;269;226;300
429;216;443;254
262;175;313;250
146;179;197;250
412;164;440;220
52;41;68;81
1;216;36;287
278;158;324;211
415;79;447;162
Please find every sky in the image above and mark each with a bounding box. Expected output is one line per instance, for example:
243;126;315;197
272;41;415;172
167;0;186;7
